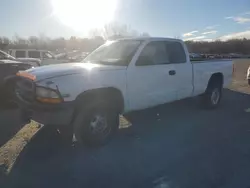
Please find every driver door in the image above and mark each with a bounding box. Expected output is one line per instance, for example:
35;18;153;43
127;41;178;111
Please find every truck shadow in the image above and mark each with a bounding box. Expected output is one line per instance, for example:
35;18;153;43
3;89;250;188
0;105;23;148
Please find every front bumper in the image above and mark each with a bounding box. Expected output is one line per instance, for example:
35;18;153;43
16;94;75;126
15;78;75;126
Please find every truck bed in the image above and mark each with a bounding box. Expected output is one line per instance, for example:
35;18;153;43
192;59;233;96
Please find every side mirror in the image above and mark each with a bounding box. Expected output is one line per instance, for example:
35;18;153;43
136;56;153;66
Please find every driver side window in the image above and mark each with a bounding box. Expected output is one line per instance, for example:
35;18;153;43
136;41;170;66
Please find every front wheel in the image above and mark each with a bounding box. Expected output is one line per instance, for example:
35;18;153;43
73;102;119;147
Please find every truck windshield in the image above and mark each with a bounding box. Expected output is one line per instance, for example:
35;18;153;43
83;40;142;66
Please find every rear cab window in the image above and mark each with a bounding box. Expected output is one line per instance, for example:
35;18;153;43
15;51;26;58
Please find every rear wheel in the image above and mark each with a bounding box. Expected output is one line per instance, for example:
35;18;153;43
201;80;222;109
73;101;119;146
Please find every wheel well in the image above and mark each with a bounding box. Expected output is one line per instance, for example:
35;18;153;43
75;87;124;113
207;73;224;88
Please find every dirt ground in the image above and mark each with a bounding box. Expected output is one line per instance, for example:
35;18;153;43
1;59;250;188
230;59;250;93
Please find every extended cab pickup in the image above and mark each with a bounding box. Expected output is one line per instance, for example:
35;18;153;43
15;37;233;146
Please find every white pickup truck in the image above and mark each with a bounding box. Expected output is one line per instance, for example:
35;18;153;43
15;37;232;146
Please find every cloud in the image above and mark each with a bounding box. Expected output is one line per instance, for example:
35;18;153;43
234;17;250;23
219;30;250;40
225;16;250;23
182;30;198;37
243;11;250;15
205;25;219;30
202;30;217;35
184;35;206;41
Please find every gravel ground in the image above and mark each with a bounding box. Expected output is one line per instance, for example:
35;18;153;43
1;60;250;188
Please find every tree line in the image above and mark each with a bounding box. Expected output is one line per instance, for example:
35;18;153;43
1;22;249;54
186;38;250;54
0;23;150;53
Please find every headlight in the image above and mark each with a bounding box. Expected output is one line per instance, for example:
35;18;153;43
36;86;63;104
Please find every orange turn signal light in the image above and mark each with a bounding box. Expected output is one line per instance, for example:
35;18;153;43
36;97;62;104
16;71;36;80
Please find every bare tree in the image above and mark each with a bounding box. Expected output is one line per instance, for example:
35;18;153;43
90;23;148;40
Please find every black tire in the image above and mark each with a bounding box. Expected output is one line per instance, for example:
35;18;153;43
201;80;222;109
73;101;119;147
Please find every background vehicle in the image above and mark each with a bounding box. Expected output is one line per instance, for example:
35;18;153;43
15;37;233;146
0;50;40;67
9;49;69;66
0;60;32;105
247;66;250;85
189;53;203;61
69;52;90;62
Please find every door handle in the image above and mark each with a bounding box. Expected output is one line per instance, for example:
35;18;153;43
169;70;176;75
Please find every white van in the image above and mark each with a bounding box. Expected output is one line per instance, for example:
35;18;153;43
9;49;69;66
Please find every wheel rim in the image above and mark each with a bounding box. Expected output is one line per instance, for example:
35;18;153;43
89;113;111;136
211;88;220;105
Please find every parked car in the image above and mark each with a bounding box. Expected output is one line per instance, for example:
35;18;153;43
247;66;250;85
228;53;242;58
0;50;41;67
189;53;203;61
15;37;233;146
9;49;69;66
69;52;90;62
0;59;32;105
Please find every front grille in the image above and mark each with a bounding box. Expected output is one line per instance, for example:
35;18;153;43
15;78;35;102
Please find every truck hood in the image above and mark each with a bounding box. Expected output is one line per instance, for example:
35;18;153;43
26;62;126;81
